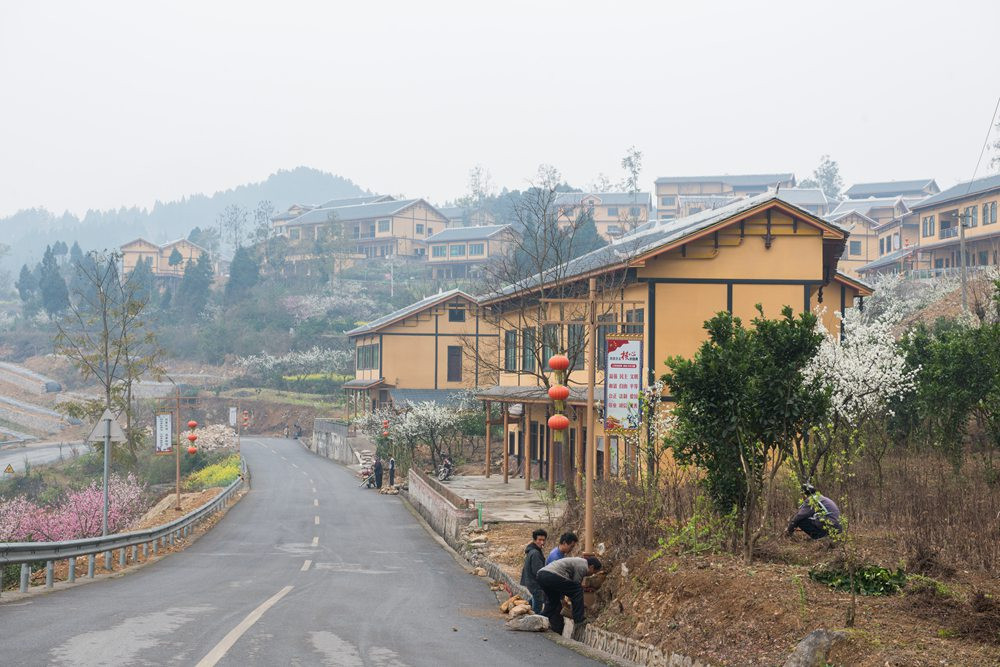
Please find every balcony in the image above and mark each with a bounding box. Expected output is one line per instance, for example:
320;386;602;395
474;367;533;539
939;227;959;239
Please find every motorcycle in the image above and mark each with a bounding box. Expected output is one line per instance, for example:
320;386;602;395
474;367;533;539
437;457;454;482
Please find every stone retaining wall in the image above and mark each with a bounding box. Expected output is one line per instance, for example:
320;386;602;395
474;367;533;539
405;467;477;547
309;419;359;465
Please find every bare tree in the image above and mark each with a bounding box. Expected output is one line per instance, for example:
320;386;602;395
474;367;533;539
219;204;250;251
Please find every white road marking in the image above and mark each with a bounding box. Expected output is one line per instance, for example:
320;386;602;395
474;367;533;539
309;479;314;484
311;536;319;547
311;487;317;493
292;463;299;469
301;559;312;571
314;516;320;525
281;456;287;461
313;499;318;507
195;586;293;667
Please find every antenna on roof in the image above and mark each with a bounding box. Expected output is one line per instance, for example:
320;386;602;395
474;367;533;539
775;183;781;194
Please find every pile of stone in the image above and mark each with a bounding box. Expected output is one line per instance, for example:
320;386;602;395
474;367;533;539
500;594;549;632
182;424;236;451
379;486;400;495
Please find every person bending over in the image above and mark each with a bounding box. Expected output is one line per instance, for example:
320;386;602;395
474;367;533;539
537;555;601;635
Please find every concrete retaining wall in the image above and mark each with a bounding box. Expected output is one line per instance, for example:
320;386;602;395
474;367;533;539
406;467;477;547
309;419;359;465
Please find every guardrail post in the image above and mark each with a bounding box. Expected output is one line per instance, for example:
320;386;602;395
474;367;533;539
20;563;29;592
0;566;4;597
119;548;126;568
103;550;112;571
88;554;95;578
153;540;159;556
45;561;53;588
68;557;76;583
143;542;148;560
131;545;137;563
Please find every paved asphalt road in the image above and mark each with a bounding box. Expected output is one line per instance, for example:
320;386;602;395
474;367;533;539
0;438;599;666
0;441;74;474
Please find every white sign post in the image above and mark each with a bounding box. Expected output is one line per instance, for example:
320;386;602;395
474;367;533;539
603;336;644;433
87;409;127;537
229;407;238;427
155;412;173;454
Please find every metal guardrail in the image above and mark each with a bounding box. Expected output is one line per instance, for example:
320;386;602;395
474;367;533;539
0;459;250;596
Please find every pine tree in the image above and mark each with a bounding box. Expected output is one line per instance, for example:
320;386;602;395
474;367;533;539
69;241;83;267
225;247;259;301
176;253;214;319
568;209;607;258
15;264;36;303
168;248;183;266
38;245;70;317
129;257;156;307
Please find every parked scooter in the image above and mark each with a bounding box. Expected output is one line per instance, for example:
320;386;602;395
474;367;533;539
437;456;454;482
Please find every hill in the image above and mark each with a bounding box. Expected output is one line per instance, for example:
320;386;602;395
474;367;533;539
1;167;367;269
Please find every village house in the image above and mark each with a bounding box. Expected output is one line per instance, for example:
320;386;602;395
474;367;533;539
827;195;915;229
474;192;870;485
120;237;207;278
343;289;499;417
425;224;516;279
553;191;652;240
844;179;939;200
654;173;795;221
828;210;880;278
437;205;496;227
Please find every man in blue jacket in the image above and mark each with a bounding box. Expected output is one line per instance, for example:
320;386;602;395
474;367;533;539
787;484;841;539
545;532;578;564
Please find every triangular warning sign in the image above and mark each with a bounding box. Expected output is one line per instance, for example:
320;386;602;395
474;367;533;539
87;408;127;443
3;464;14;474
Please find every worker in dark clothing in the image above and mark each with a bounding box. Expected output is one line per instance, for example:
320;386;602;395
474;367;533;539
520;529;547;613
787;484;842;539
373;457;384;489
537;555;601;635
388;456;396;487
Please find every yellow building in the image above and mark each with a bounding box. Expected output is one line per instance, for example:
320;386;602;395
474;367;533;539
344;289;499;415
655;174;795;221
858;174;1000;277
827;196;916;228
438;206;496;227
120;238;207;278
553;192;652;240
475;192;870;482
425;225;516;279
829;211;880;277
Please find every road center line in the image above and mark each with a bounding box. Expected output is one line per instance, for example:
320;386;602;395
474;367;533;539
281;456;287;461
314;516;320;525
311;536;319;547
313;499;318;507
301;559;312;571
311;487;317;493
292;463;299;469
195;585;294;667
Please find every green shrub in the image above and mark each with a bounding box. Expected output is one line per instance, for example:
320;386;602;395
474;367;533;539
185;455;241;490
809;564;907;596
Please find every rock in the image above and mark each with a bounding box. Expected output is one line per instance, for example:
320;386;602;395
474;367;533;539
508;604;532;618
472;567;487;577
505;614;549;632
621;562;629;579
783;629;847;667
500;596;524;613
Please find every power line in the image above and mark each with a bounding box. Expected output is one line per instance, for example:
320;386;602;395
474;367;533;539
963;93;1000;194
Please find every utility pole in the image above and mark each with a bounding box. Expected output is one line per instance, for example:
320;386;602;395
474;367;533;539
584;278;597;556
175;386;182;510
102;416;110;536
958;212;970;314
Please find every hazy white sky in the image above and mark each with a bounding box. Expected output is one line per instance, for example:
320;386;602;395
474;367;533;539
2;0;999;217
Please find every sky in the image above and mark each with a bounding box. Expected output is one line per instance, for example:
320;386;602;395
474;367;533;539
2;0;999;218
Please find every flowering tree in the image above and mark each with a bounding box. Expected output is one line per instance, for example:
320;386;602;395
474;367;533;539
236;346;353;380
802;308;918;484
282;283;379;323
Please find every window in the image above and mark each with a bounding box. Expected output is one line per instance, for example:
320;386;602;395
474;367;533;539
447;346;462;382
289;228;300;240
504;330;518;371
427;227;433;235
541;324;558;370
357;344;380;371
468;243;485;256
921;215;936;237
629;206;641;217
624;308;644;334
987;202;998;225
660;195;676;206
596;314;616;370
522;328;536;373
448;307;465;322
567;323;584;370
377;219;391;233
878;238;885;255
416;223;424;234
849;240;862;255
353;225;360;239
893;233;900;250
432;245;446;257
607;207;619;216
964;205;978;228
450;245;466;257
979;251;989;266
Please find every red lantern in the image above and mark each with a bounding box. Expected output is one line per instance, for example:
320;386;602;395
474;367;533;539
382;420;389;428
548;384;570;401
187;433;198;443
187;446;197;454
382;430;390;437
548;414;570;431
187;420;198;429
548;354;570;371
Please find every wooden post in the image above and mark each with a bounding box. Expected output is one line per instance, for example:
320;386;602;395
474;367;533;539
575;406;583;494
546;415;555;497
524;410;531;491
175;387;181;511
484;400;491;478
502;405;509;484
585;277;597;555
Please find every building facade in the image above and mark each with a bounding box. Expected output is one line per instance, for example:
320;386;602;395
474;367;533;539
844;179;939;200
553;192;652;240
425;225;516;279
654;174;795;221
120;238;207;278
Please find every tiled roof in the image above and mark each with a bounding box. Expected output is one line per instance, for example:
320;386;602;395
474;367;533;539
346;289;475;336
388;388;467;407
343;378;384;389
856;247;917;273
829;197;909;218
910;173;1000;210
654;173;794;187
286;199;436;225
425;225;511;243
480;192;844;303
553;192;652;207
845;180;937;199
317;195;394;208
774;187;828;207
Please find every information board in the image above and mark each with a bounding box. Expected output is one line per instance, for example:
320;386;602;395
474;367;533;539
603;335;643;433
155;412;173;454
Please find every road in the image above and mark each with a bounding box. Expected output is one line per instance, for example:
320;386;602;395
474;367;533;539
0;438;599;666
0;440;75;474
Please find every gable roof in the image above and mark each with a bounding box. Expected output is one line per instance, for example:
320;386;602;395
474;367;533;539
833;270;874;296
910;173;1000;210
286;198;445;225
481;192;846;304
772;187;828;207
425;225;511;243
856;246;918;274
121;238;160;250
346;289;476;337
553;192;652;207
317;195;394;208
655;173;795;187
845;179;938;199
161;238;207;253
826;210;878;229
829;196;909;218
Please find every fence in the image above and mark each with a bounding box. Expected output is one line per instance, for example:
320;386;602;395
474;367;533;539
0;459;249;596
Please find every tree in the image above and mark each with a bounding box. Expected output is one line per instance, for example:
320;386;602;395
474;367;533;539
664;306;828;562
799;155;844;202
168;248;184;267
15;264;37;306
176;253;214;319
38;245;70;318
128;257;157;310
188;226;220;255
218;204;249;250
69;241;83;267
570;208;608;257
52;240;69;263
620;146;643;193
225;247;260;301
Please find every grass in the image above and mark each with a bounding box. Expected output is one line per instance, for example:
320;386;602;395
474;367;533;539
216;387;344;411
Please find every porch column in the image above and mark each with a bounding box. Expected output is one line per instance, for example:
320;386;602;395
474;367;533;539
547;419;555;497
524;409;531;491
484;401;491;478
574;406;582;494
502;405;509;484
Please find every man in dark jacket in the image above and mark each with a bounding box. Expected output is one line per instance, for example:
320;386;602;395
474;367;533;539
537;556;602;635
373;457;384;489
388;456;396;487
787;484;841;539
520;529;547;613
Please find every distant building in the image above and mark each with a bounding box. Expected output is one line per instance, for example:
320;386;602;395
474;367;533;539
120;238;207;278
425;224;516;279
827;196;916;228
844;179;939;200
437;205;496;227
654;174;795;220
270;195;396;224
827;210;880;278
553;191;652;239
774;188;831;217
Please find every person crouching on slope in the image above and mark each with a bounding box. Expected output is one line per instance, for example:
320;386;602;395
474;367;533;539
787;483;841;539
537;555;601;635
